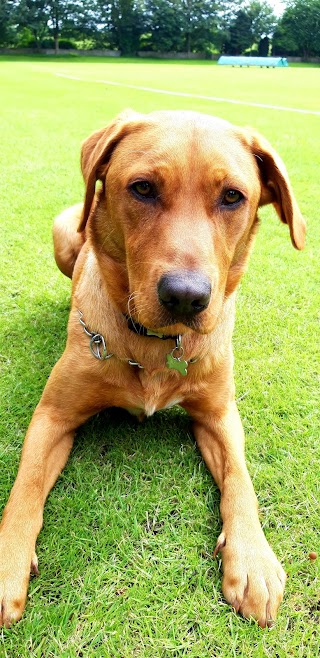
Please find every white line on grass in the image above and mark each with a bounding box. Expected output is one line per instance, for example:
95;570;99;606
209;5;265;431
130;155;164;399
55;73;320;116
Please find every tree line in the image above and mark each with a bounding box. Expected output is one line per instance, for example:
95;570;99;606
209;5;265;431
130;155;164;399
0;0;320;58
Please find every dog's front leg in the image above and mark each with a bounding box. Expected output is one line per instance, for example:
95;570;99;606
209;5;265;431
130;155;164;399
0;354;96;627
187;400;286;627
0;407;75;627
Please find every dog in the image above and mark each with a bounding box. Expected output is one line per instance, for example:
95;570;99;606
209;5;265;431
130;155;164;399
0;110;305;628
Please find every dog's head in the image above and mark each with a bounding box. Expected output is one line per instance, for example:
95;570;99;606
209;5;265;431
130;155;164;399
78;110;305;335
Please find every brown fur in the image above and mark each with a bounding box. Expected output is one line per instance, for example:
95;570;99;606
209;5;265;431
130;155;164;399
0;110;305;628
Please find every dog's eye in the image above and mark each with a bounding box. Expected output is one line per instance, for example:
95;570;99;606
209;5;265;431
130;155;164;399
130;181;155;199
222;190;244;206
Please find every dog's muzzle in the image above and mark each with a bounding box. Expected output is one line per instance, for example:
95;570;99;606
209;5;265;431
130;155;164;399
157;270;211;320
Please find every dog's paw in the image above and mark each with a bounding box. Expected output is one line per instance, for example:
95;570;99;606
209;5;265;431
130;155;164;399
0;542;37;627
216;529;286;627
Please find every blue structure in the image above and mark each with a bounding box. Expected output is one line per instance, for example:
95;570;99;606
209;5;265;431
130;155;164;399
218;56;289;68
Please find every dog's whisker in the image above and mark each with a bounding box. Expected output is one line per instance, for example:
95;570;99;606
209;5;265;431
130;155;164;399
127;291;146;331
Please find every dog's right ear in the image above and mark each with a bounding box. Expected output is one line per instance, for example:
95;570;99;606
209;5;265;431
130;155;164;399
78;110;140;232
242;128;306;250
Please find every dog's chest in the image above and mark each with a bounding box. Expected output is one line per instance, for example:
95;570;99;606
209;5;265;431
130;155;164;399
121;369;184;419
126;397;182;420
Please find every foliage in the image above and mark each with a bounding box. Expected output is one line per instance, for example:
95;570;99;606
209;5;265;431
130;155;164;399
222;1;277;55
10;1;103;51
272;17;300;56
16;0;50;48
225;9;253;54
273;0;320;57
248;0;277;41
144;0;184;52
41;35;77;47
179;0;219;54
0;0;13;45
108;0;145;54
144;0;219;54
1;0;320;57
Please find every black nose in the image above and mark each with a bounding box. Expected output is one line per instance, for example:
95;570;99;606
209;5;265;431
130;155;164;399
157;270;211;319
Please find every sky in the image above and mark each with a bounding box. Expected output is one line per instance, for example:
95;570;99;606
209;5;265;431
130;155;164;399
271;1;286;16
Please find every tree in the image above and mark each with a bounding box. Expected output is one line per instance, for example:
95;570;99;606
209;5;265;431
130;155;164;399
273;0;320;58
0;0;14;45
220;1;277;54
215;0;237;53
16;0;50;49
47;1;100;53
14;0;100;53
180;0;219;55
272;15;300;55
145;0;219;54
48;0;71;53
144;0;184;52
67;0;103;45
106;0;145;54
226;9;253;53
247;1;277;46
258;35;269;55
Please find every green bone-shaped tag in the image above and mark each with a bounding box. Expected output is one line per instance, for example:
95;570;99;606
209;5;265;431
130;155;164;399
166;353;188;376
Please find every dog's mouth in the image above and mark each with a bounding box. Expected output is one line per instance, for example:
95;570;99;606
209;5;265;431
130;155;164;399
126;306;217;338
126;315;186;339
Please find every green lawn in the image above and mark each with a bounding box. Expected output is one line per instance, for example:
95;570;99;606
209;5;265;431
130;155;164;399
0;57;319;657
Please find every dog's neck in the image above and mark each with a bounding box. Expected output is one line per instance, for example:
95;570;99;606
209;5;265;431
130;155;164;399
78;310;196;376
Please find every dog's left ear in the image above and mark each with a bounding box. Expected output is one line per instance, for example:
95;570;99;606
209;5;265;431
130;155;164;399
244;130;306;250
78;110;140;232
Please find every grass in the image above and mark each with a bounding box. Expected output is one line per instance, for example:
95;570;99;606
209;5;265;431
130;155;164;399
0;57;319;657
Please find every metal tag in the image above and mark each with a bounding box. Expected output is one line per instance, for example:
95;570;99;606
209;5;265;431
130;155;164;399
166;353;188;376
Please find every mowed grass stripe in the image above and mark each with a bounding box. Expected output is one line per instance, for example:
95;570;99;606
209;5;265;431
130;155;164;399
54;71;320;116
29;57;320;111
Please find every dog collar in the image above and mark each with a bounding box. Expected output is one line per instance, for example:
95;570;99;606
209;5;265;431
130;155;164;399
78;310;197;376
126;316;180;341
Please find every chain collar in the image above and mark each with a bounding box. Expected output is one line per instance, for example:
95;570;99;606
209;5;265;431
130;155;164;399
78;310;198;376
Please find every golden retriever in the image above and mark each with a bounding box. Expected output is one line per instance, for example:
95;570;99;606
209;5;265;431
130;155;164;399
0;110;305;627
